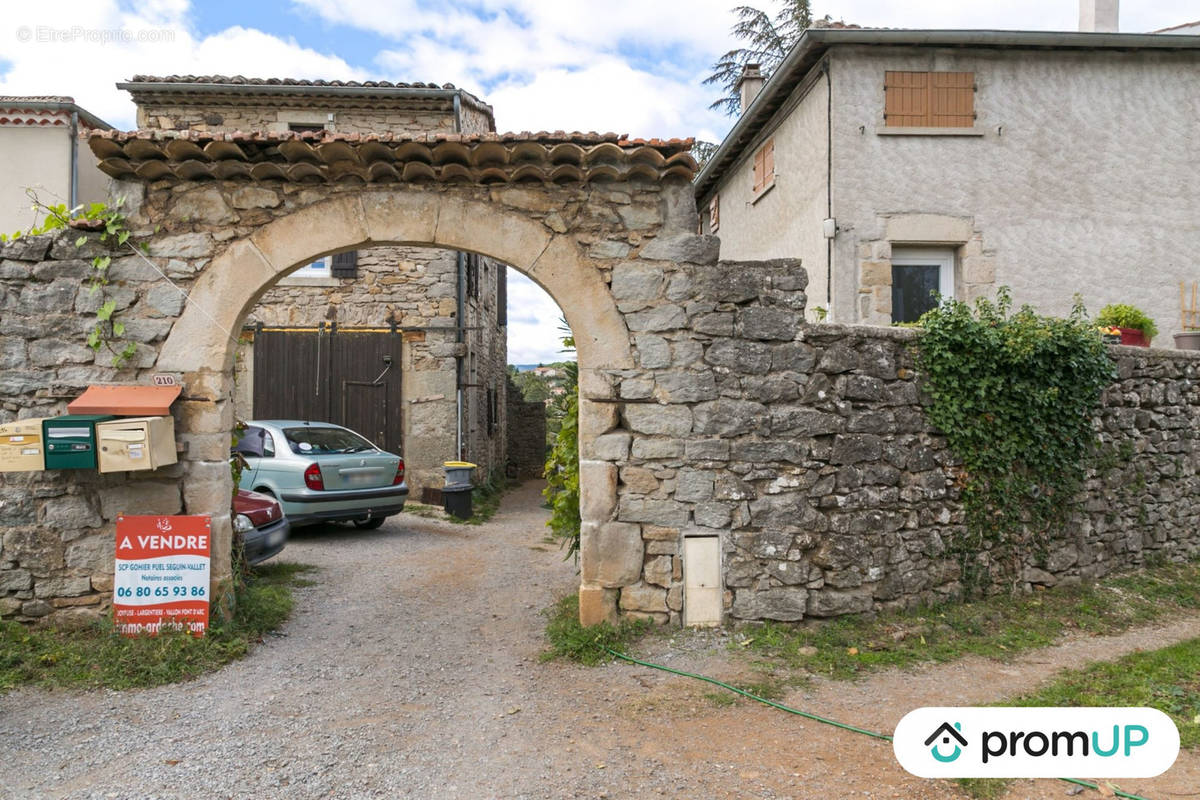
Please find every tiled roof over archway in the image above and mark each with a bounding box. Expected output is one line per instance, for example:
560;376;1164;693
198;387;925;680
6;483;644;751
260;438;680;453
88;130;697;184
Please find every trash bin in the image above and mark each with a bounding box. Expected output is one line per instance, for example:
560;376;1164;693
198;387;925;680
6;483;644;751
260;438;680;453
443;485;474;519
442;461;477;519
443;460;477;485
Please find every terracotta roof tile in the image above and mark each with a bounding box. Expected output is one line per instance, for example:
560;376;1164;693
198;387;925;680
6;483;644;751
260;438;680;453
126;75;455;90
88;129;697;185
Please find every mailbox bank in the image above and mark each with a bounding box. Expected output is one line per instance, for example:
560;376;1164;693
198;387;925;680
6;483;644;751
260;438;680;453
96;416;177;473
42;415;116;470
0;417;51;472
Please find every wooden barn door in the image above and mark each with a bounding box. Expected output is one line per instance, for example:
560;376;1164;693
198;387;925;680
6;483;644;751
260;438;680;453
250;325;404;454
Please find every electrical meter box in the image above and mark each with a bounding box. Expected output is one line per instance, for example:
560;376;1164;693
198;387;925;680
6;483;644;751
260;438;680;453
0;417;51;472
96;416;177;473
42;415;116;470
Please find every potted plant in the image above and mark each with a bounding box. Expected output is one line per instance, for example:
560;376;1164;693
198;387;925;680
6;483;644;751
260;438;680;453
1096;304;1157;347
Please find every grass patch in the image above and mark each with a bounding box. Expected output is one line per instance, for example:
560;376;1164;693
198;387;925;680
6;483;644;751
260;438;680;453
0;562;316;692
734;560;1200;682
955;778;1012;799
541;593;652;666
1009;636;1200;748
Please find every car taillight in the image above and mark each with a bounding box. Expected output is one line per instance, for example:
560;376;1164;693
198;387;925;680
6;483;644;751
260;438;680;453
392;459;405;486
304;462;325;491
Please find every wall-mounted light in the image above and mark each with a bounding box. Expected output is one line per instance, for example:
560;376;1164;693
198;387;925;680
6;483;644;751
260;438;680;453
822;218;838;239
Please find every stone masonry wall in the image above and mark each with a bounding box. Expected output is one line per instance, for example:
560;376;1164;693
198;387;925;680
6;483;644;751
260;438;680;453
588;256;1200;623
0;232;183;623
3;166;1199;628
505;374;546;479
132;97;493;137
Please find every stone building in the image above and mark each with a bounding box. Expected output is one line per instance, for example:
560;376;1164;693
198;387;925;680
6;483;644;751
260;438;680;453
117;76;511;493
695;24;1200;338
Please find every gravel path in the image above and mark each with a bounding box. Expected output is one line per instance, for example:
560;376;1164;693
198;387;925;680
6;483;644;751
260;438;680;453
2;481;1196;799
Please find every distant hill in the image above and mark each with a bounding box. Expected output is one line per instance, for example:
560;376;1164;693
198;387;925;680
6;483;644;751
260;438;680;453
511;362;574;372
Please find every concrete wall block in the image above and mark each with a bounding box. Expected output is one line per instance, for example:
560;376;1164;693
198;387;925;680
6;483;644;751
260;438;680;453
41;495;103;532
624;404;693;436
580;521;644;588
610;262;665;312
578;585;619;625
98;481;183;520
592;432;632;462
579;460;618;522
619;582;668;613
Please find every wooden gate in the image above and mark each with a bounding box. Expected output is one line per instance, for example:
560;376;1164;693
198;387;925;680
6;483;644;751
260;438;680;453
250;324;404;453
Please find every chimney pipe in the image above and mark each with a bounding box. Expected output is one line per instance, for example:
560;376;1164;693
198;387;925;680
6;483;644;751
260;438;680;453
736;64;765;113
1079;0;1118;32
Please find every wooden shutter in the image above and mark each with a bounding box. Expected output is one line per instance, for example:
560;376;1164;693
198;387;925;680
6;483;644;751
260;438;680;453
709;194;720;231
931;72;975;127
497;265;507;327
751;138;775;193
885;71;974;127
330;250;358;278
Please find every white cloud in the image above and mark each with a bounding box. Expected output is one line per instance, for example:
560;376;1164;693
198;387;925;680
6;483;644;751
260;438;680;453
505;270;574;365
0;1;366;128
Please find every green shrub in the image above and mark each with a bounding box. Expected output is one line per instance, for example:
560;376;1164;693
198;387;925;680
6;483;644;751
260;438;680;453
1096;303;1158;340
917;288;1115;592
543;327;581;561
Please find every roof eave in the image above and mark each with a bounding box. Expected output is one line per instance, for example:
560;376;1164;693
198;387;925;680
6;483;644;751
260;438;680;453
0;98;114;131
694;28;1200;199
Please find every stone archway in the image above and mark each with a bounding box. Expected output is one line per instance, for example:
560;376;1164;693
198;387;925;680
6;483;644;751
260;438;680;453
85;129;706;624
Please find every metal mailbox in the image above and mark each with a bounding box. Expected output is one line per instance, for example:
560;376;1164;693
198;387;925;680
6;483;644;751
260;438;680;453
0;417;51;472
96;416;177;473
42;414;116;470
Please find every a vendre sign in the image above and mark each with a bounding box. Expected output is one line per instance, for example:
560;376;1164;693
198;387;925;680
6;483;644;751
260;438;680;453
113;515;211;636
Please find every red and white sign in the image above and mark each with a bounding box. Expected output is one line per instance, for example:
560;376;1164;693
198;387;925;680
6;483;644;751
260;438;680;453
113;515;211;637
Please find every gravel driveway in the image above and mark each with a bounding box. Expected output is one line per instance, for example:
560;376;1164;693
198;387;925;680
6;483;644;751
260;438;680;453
2;481;1197;799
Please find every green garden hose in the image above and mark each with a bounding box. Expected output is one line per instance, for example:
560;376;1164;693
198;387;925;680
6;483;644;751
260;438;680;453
602;646;1153;800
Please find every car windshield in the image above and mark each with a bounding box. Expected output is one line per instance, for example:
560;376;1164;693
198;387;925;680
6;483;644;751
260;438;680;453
282;426;376;455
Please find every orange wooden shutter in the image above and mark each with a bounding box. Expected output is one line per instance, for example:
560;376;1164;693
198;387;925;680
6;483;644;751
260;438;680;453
885;71;974;128
752;148;762;192
931;72;974;127
885;71;929;127
763;138;774;185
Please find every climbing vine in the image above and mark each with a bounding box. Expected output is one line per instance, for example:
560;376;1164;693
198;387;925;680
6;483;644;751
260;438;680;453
3;191;140;367
543;325;581;562
916;288;1116;593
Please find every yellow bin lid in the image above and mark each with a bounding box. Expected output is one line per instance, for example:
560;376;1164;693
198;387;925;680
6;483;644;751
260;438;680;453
443;461;477;468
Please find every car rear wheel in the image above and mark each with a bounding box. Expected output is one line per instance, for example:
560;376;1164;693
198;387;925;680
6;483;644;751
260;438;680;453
353;516;386;530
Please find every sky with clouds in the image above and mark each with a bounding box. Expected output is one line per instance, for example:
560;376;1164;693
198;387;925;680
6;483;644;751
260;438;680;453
1;0;1194;363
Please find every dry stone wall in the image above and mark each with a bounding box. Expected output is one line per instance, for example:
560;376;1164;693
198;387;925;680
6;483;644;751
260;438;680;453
585;260;1200;623
505;375;547;479
2;161;1199;627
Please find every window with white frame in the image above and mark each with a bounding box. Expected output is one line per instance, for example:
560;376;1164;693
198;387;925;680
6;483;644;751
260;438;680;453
292;256;332;279
890;247;955;324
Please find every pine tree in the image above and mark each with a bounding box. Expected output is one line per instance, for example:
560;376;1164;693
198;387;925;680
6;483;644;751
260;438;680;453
704;1;814;116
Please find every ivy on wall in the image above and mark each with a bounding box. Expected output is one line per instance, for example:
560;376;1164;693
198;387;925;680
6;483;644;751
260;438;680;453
916;288;1116;593
5;192;140;366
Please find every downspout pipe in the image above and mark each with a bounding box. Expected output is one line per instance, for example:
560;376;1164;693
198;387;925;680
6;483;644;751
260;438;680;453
453;95;465;460
825;61;833;315
69;110;79;209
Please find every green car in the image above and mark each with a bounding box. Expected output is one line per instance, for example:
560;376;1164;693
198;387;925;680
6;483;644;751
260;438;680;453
232;420;408;530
